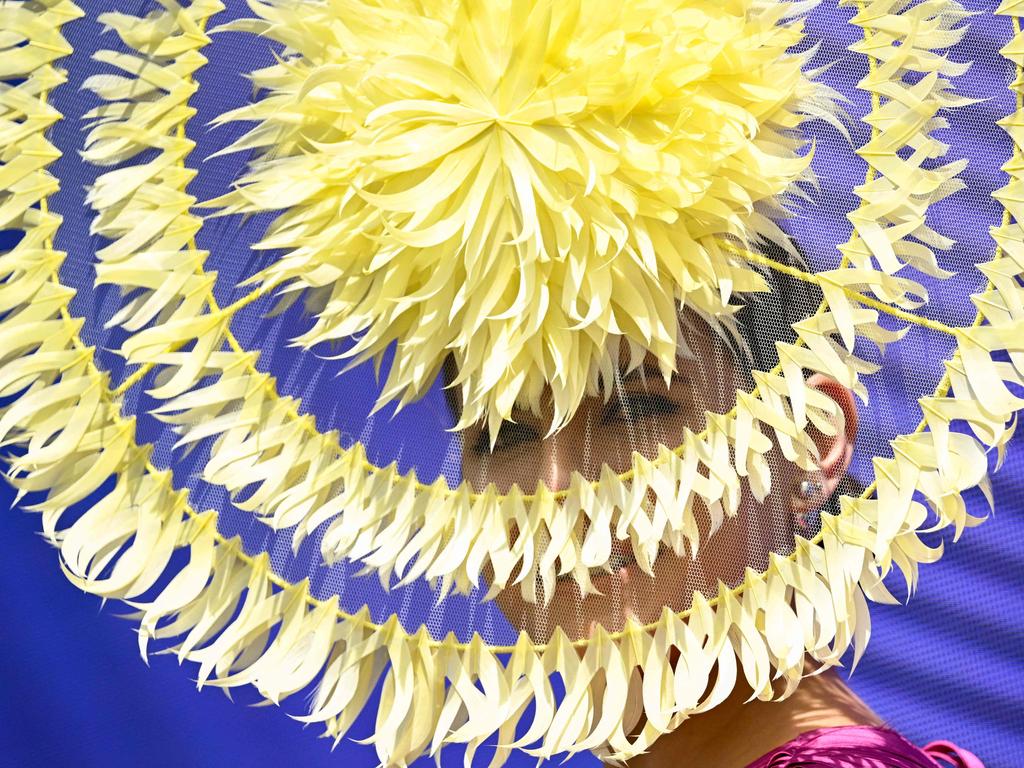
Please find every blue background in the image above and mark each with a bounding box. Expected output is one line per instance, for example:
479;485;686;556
2;0;1024;766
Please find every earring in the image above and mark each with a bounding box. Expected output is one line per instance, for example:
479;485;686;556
797;478;823;500
793;477;824;530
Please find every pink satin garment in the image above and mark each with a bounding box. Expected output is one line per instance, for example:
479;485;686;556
744;725;986;768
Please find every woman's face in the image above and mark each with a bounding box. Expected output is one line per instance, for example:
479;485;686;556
459;322;855;642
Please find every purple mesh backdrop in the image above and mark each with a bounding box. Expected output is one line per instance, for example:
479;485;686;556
45;0;1006;646
2;0;1023;765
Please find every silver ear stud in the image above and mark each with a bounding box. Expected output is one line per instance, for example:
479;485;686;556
794;477;824;530
797;478;823;500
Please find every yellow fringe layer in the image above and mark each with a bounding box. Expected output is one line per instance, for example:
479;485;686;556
2;2;1020;766
83;0;972;606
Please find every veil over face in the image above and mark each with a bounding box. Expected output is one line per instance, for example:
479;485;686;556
450;304;860;642
3;0;1020;766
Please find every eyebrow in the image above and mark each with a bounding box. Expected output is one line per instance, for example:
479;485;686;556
499;364;681;422
620;363;675;386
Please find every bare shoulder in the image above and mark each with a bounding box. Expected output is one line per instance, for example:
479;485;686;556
625;661;883;768
788;667;884;731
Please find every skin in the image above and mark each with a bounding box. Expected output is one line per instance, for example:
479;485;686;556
626;656;882;768
452;319;881;765
460;323;860;642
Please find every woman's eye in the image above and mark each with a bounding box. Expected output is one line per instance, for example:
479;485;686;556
473;422;540;454
602;392;681;424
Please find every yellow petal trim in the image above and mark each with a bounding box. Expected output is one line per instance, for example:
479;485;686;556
6;2;1024;767
80;0;974;603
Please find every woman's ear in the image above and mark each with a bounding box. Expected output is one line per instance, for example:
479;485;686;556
804;373;858;498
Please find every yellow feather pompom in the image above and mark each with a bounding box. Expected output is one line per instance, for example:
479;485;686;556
210;0;838;439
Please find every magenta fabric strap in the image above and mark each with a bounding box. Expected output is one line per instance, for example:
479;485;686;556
744;725;986;768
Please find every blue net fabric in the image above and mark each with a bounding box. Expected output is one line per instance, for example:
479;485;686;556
4;0;1024;766
42;0;1010;646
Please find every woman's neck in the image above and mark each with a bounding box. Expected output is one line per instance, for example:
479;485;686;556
626;663;882;768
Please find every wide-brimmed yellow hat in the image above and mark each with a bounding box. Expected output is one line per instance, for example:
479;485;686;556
2;0;1020;764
